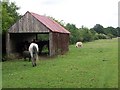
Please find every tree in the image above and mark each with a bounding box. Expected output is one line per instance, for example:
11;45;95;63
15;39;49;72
48;16;65;27
0;1;2;32
2;1;21;54
93;24;104;34
79;27;94;42
65;23;80;44
2;1;21;33
104;27;117;37
116;27;120;37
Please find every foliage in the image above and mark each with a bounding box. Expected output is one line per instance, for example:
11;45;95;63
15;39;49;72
37;34;49;41
2;38;118;88
116;27;120;37
0;1;2;32
104;27;117;37
96;33;108;39
65;23;80;44
48;16;65;27
92;24;104;34
65;23;119;44
2;1;21;33
2;1;21;54
79;27;94;42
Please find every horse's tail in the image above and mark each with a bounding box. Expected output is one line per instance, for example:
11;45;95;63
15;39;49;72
32;45;38;62
33;45;37;55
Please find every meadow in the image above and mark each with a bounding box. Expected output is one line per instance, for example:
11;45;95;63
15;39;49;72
2;38;118;88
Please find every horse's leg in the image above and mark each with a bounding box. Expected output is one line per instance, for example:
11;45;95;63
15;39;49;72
32;54;37;67
30;52;34;67
34;58;36;66
34;53;38;66
29;56;31;62
31;57;34;67
36;54;38;61
29;53;31;62
34;54;37;66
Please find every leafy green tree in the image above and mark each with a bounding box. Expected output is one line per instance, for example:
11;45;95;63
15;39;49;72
79;27;94;42
2;1;21;33
93;24;104;34
37;34;49;41
2;1;21;54
104;27;117;37
0;1;2;32
48;16;65;28
65;23;80;44
97;33;108;39
116;27;120;37
107;33;114;39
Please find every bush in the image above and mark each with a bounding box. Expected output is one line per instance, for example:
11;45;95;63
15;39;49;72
94;34;99;40
107;34;114;39
96;34;107;39
80;29;94;42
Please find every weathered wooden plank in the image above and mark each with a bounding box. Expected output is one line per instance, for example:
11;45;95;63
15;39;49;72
6;32;10;56
49;32;54;56
8;12;50;33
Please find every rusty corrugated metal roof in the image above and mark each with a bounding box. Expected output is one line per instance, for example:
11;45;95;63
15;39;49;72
30;12;70;34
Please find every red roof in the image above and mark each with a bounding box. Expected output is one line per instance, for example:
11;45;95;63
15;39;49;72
30;12;70;34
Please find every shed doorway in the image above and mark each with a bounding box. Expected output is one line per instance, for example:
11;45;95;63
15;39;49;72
7;33;50;58
37;33;49;56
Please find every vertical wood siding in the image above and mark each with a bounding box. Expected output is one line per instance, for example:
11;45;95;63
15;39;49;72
49;32;69;56
8;12;49;33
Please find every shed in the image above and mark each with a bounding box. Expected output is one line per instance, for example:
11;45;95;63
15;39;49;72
6;11;70;57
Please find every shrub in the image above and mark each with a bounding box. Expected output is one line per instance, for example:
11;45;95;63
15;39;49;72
97;34;107;39
94;34;99;40
107;34;114;39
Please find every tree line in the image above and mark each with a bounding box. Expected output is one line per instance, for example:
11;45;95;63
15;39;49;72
51;16;120;44
2;1;120;46
64;23;120;44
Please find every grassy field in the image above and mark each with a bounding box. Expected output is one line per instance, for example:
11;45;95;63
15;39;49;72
2;38;118;88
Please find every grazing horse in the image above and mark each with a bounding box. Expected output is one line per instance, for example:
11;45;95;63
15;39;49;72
29;43;39;67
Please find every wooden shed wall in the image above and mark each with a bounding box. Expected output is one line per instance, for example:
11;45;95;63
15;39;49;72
59;33;69;54
8;12;49;33
49;32;69;56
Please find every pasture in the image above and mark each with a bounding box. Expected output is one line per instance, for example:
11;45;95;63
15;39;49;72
2;38;118;88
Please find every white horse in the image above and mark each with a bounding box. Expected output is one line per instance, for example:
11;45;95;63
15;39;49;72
28;43;39;67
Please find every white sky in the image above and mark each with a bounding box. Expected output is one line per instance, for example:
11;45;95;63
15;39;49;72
9;0;119;28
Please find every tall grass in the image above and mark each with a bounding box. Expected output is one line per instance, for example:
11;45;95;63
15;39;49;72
2;38;118;88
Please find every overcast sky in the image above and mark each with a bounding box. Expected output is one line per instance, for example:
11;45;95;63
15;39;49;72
9;0;119;28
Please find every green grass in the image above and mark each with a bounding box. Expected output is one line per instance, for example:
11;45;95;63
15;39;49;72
2;38;118;88
0;62;2;89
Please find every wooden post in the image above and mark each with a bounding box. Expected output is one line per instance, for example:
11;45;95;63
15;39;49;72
49;32;52;56
6;32;10;56
49;32;55;56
